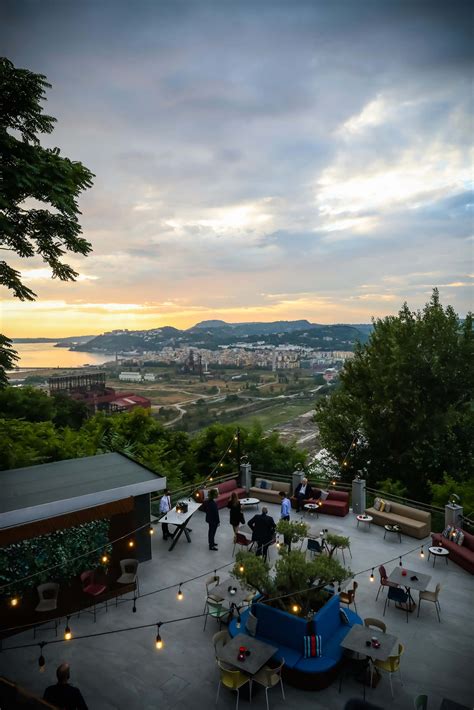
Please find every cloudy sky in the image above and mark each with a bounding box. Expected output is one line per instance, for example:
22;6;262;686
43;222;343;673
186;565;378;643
2;0;473;337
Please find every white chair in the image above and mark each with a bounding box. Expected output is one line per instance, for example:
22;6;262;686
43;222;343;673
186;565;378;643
418;583;441;622
251;659;285;710
33;583;59;638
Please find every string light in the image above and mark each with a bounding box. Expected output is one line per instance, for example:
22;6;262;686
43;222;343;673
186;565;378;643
101;554;109;564
291;604;300;614
10;596;19;607
399;556;403;566
238;563;244;573
420;546;424;558
155;623;163;650
38;642;46;672
236;612;241;629
132;596;137;613
370;569;374;582
149;526;154;536
128;540;135;548
64;617;72;641
337;584;341;593
177;584;183;601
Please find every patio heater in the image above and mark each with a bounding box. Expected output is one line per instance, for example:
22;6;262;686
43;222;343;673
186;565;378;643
445;494;463;529
352;474;366;514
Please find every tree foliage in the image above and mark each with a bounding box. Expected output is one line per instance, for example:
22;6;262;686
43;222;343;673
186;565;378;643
315;291;474;501
0;57;94;385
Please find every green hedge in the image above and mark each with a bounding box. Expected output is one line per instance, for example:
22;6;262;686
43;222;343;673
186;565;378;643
0;518;112;598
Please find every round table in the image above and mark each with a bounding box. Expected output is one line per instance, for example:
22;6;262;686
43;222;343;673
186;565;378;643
428;546;449;567
240;497;260;509
303;503;320;518
356;514;373;530
384;524;402;543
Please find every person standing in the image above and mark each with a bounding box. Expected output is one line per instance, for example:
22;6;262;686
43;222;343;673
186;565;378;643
227;491;243;542
159;489;172;540
205;488;220;551
279;490;291;521
248;507;276;559
43;663;88;710
294;477;314;512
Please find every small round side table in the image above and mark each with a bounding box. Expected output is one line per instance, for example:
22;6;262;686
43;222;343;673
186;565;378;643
428;546;449;567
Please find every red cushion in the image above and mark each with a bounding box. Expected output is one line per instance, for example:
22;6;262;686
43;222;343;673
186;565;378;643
327;491;349;502
84;583;106;596
218;480;237;494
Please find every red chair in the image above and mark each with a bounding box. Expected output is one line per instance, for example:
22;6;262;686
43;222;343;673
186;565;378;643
81;570;107;621
375;564;399;601
232;532;256;556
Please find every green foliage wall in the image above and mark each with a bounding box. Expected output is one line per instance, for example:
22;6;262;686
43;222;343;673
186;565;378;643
0;518;111;598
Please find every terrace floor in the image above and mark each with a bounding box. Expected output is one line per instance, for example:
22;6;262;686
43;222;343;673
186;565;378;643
2;501;473;710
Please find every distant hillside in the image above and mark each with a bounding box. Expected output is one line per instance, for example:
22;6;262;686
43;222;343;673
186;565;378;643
13;335;95;344
73;320;369;353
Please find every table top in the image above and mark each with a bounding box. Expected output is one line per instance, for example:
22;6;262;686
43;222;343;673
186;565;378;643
240;497;260;505
159;498;201;526
357;514;373;522
439;698;471;710
304;503;320;509
218;634;278;675
388;566;431;591
384;524;401;531
429;546;449;555
340;624;398;662
211;578;254;605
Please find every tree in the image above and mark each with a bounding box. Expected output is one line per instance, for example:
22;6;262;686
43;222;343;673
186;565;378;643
0;58;94;384
314;291;474;501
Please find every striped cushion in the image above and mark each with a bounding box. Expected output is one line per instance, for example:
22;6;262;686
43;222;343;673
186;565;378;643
303;634;322;658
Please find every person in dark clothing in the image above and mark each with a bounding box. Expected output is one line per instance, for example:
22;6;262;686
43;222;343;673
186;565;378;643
44;663;88;710
227;491;243;542
248;507;276;559
294;477;314;512
205;488;220;550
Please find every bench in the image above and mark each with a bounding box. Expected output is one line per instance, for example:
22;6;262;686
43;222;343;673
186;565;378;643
228;593;361;690
248;478;291;505
365;499;431;539
198;478;246;509
291;489;350;517
431;529;474;574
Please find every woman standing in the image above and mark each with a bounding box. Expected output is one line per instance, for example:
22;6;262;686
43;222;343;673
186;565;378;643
227;492;244;542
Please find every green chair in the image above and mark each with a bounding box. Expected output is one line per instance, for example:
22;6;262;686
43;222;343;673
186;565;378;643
414;694;428;709
203;599;229;631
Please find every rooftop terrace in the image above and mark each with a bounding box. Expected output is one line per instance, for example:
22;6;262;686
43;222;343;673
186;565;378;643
1;500;472;710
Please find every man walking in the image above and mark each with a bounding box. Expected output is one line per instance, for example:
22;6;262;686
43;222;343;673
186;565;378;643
44;663;88;710
279;490;291;521
205;488;220;551
159;489;173;540
248;507;276;560
294;477;314;512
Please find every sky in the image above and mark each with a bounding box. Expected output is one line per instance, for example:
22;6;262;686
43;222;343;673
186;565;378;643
1;0;473;337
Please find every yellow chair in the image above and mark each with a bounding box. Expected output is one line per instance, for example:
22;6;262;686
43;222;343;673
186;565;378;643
374;643;404;698
216;660;251;710
252;659;285;710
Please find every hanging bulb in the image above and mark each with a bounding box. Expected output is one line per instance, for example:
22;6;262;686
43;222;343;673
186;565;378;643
64;617;72;641
337;584;341;592
292;604;299;614
38;643;46;673
128;539;135;548
155;623;163;650
10;596;19;607
209;477;213;482
399;557;403;567
236;613;241;629
149;526;154;535
420;546;425;558
132;596;137;613
370;569;374;582
238;563;244;573
220;462;224;467
101;554;108;564
177;584;183;601
234;436;238;441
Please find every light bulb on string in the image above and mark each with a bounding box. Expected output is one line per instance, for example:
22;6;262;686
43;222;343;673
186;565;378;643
64;617;72;641
236;612;241;629
238;563;244;573
132;596;137;613
38;642;46;673
370;569;374;582
177;584;183;601
399;557;403;567
101;554;109;564
128;539;135;549
149;525;154;535
420;546;424;558
155;623;163;650
10;596;19;607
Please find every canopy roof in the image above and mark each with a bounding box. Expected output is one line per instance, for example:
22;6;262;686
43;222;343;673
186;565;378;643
0;453;165;530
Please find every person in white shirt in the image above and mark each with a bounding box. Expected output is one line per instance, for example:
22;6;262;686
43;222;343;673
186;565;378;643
159;489;173;540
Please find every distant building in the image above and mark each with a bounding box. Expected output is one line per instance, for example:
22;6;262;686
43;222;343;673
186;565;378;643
119;372;142;382
143;373;156;382
48;372;150;414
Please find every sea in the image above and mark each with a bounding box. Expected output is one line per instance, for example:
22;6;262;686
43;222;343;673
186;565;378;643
11;342;111;369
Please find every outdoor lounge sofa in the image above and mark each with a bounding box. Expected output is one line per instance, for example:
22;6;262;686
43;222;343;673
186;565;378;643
364;499;431;539
248;478;291;504
290;489;350;517
198;479;246;510
228;593;362;690
431;529;474;575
